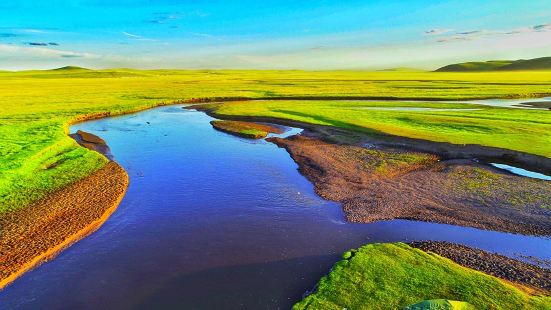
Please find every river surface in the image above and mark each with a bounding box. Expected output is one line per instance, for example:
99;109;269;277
1;106;550;309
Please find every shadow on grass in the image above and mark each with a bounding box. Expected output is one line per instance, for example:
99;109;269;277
271;109;384;136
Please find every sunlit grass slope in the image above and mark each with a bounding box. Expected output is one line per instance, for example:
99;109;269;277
293;243;551;310
1;68;550;212
200;99;551;158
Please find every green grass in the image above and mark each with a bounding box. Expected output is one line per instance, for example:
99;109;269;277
199;99;551;158
1;68;551;213
210;120;271;139
293;243;551;310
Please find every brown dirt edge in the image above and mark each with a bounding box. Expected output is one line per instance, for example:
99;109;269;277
210;120;284;139
0;162;129;290
189;105;551;174
409;241;551;295
182;93;551;103
268;135;551;236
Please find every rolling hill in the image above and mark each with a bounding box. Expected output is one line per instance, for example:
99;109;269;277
435;56;551;72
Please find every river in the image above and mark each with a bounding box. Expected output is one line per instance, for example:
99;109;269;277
1;106;549;309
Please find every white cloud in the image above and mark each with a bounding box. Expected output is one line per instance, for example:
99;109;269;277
0;43;98;59
122;31;141;38
122;31;155;41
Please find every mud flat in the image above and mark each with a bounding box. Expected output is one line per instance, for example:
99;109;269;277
268;135;551;236
410;241;551;294
70;129;113;159
0;161;128;290
210;120;284;139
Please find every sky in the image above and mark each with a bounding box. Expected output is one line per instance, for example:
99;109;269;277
1;0;551;70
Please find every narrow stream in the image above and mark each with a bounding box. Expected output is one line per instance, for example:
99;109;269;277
1;106;549;309
490;163;551;181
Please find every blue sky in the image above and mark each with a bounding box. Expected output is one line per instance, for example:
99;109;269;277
1;0;550;70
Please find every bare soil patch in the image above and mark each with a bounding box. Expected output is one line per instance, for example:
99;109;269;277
410;241;551;294
268;135;551;236
0;162;128;289
210;120;284;139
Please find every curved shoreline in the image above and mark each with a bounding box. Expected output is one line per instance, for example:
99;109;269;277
2;94;549;291
183;94;551;103
190;106;551;174
266;135;551;236
409;241;550;294
0;162;128;290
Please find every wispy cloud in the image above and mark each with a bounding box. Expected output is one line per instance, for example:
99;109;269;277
61;54;83;58
0;32;20;38
188;32;218;39
435;22;551;43
145;10;209;25
26;42;59;46
424;29;453;36
146;12;181;24
122;31;155;41
533;23;551;32
0;43;98;59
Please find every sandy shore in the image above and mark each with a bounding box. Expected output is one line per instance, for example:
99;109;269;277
0;161;128;290
410;241;551;294
268;135;551;236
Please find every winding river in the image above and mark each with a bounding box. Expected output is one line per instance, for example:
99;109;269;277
1;106;550;309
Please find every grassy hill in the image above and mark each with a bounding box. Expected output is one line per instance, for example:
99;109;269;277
435;60;514;72
51;66;91;71
436;57;551;72
500;57;551;71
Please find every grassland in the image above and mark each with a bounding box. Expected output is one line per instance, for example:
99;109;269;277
1;68;551;213
293;243;551;310
197;99;551;158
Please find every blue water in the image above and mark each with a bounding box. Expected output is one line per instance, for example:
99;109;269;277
491;163;551;181
1;106;550;309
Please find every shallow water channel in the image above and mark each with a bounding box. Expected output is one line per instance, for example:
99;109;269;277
1;106;550;309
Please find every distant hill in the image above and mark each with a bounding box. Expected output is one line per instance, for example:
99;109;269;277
377;67;425;72
51;66;91;71
435;57;551;72
498;57;551;71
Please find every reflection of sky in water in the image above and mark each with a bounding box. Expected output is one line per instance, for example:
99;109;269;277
470;96;551;109
491;163;551;181
3;105;550;309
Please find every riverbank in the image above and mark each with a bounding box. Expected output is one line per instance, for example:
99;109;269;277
3;70;551;216
189;98;551;162
2;69;551;297
0;161;128;290
210;120;284;139
267;134;551;236
409;241;550;294
293;243;551;309
2;104;551;308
